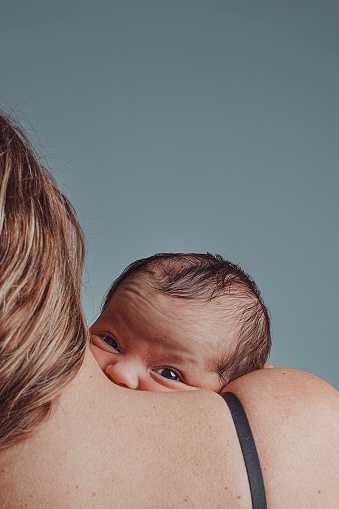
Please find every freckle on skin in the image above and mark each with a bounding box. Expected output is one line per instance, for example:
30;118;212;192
92;492;96;497
76;485;78;489
224;487;228;490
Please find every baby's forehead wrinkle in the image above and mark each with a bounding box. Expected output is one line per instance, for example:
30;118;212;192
115;283;180;322
113;277;241;353
111;285;195;349
117;280;198;322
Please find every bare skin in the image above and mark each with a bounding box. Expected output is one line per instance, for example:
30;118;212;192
0;349;338;508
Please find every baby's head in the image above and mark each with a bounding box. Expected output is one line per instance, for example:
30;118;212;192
90;253;271;392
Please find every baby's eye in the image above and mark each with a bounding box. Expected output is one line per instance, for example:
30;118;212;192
101;335;120;352
154;368;181;381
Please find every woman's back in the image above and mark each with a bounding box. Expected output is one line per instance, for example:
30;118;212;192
1;350;338;508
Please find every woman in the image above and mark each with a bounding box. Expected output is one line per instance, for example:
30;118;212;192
0;111;338;508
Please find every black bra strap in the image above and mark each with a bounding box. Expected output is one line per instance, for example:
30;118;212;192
221;392;267;509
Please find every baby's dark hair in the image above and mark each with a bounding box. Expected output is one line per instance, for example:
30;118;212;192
102;253;271;387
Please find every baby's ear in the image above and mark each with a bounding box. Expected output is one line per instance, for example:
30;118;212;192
262;362;274;369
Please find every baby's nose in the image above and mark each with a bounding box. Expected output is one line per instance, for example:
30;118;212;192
105;361;140;390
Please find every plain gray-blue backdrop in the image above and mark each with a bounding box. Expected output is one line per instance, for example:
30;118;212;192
1;0;338;389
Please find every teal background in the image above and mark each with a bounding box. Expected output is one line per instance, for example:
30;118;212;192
1;1;338;389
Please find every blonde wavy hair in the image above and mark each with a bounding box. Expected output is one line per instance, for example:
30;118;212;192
0;112;88;449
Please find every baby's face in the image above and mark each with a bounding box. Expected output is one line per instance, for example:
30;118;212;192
90;278;236;392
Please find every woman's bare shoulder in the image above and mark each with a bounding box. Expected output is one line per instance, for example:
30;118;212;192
1;356;337;508
68;361;339;507
223;367;339;417
223;368;339;508
0;351;252;508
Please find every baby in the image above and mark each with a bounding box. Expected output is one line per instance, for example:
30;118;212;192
90;253;271;392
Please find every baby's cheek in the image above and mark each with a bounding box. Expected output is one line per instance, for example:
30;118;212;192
89;343;107;371
182;385;200;391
